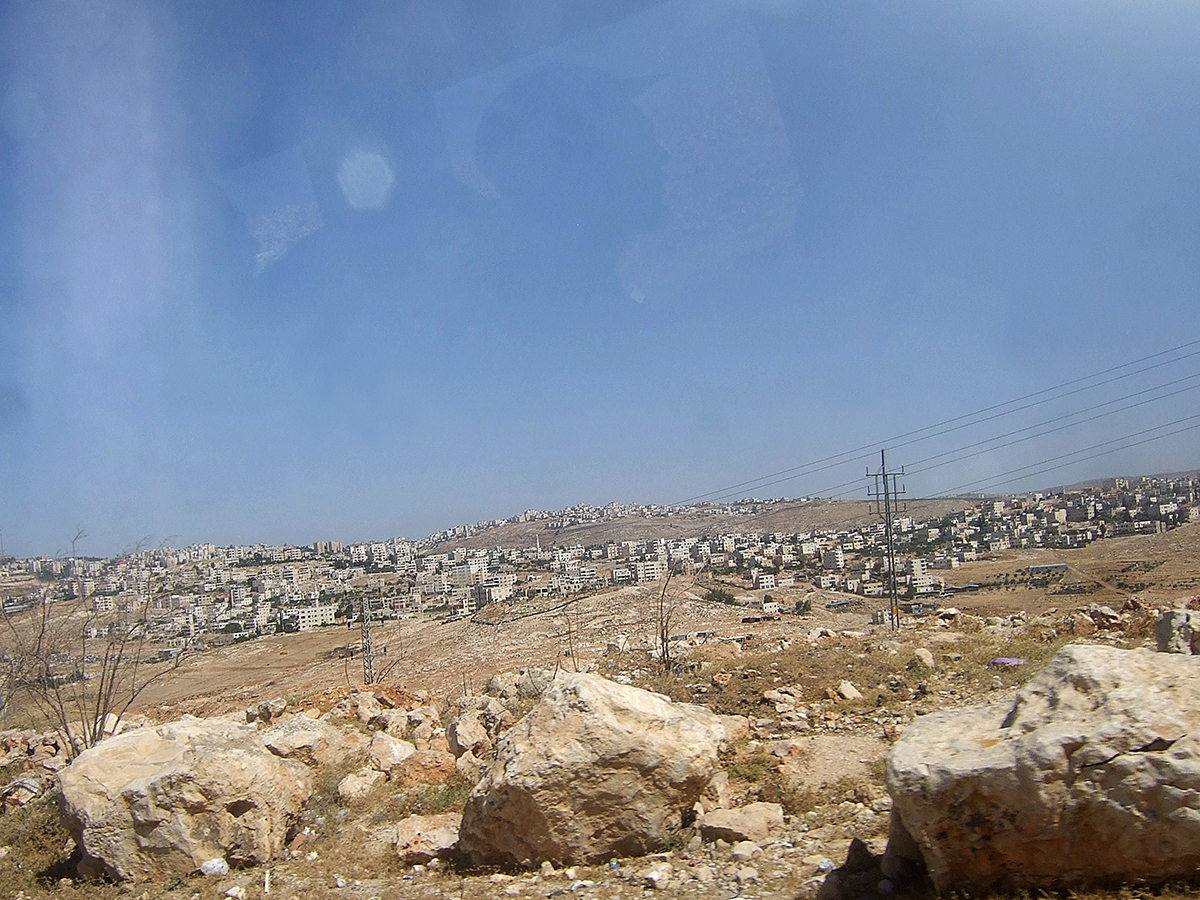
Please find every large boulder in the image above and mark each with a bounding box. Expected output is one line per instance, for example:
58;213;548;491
885;645;1200;893
457;672;726;868
58;717;311;882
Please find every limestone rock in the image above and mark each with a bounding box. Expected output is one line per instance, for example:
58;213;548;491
397;749;457;784
395;813;461;864
910;648;935;670
730;840;761;862
369;732;416;773
408;705;441;728
487;672;520;700
260;715;344;768
338;767;386;802
1156;609;1200;654
246;697;287;725
2;775;44;809
717;715;750;742
410;721;434;749
372;709;411;735
886;645;1200;892
641;860;673;890
517;667;556;699
346;692;382;725
457;673;726;867
699;770;730;814
58;717;311;882
700;802;783;843
455;749;484;784
735;865;759;884
837;681;862;701
447;711;492;759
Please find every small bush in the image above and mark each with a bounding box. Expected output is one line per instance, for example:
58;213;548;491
371;777;474;824
706;588;738;605
726;748;775;783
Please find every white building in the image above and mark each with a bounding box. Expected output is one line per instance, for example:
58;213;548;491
289;604;337;630
822;547;845;570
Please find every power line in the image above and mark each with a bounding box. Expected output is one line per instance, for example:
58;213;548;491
742;377;1200;504
879;352;1200;458
903;375;1200;476
813;412;1200;503
675;337;1200;506
934;412;1200;496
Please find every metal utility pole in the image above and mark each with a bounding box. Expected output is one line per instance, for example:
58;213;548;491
868;450;906;631
360;594;375;685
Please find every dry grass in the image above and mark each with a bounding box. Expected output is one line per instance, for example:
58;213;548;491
0;790;127;900
366;778;473;825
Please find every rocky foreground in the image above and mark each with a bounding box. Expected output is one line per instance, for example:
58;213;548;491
3;606;1200;900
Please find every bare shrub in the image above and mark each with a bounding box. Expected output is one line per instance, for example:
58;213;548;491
2;587;184;758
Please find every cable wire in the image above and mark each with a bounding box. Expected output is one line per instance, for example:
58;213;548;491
674;337;1200;506
936;412;1200;495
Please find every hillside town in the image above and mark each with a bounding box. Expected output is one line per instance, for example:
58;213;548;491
2;476;1197;652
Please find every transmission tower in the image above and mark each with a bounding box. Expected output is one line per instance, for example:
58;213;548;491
360;594;375;685
868;449;907;631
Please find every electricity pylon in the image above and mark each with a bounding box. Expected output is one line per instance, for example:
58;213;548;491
868;450;906;630
360;594;375;685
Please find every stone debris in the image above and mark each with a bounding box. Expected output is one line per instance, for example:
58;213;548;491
729;840;762;862
245;696;288;724
1;776;44;810
0;594;1177;898
836;680;862;701
910;648;935;670
640;860;673;890
397;749;457;784
337;767;386;802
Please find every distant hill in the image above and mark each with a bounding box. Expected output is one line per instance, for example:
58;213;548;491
431;497;972;551
1050;470;1200;493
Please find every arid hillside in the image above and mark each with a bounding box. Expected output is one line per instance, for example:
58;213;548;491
124;521;1200;721
430;498;972;551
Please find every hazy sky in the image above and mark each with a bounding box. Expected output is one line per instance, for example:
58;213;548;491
2;0;1198;557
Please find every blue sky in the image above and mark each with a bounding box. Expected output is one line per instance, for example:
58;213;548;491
1;0;1198;558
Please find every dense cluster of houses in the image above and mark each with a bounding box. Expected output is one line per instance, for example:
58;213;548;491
2;476;1195;649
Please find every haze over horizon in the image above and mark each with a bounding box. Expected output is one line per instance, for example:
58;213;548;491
2;1;1198;558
